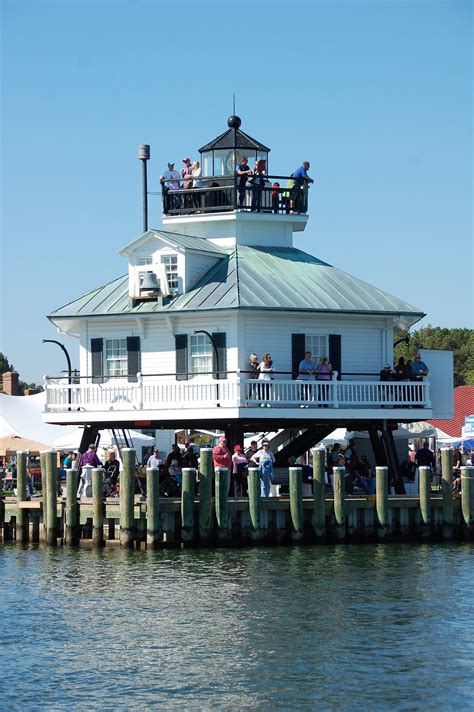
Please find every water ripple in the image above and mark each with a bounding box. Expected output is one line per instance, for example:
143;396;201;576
1;543;473;710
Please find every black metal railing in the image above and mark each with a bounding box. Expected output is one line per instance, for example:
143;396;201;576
160;175;311;217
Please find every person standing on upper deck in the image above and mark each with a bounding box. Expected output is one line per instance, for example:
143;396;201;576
161;161;181;211
250;159;265;212
297;351;316;407
410;354;429;381
290;161;314;213
235;156;253;209
258;354;274;407
181;156;193;209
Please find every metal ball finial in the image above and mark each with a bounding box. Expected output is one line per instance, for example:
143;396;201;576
227;115;241;129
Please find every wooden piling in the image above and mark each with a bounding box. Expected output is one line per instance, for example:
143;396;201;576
198;448;213;544
181;467;195;545
16;451;29;542
289;466;303;542
0;470;4;542
461;466;474;540
376;466;390;540
40;451;48;541
65;467;79;546
120;448;135;548
44;451;58;546
247;468;261;541
419;466;431;540
312;448;326;540
92;468;105;547
215;467;230;542
441;448;453;540
333;467;346;542
146;467;161;548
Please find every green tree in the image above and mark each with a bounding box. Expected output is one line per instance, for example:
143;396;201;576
0;352;15;375
394;326;474;386
0;352;43;393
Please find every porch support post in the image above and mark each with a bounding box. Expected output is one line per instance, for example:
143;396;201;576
215;467;230;542
16;451;29;543
441;448;453;540
120;448;136;548
312;448;326;540
65;467;79;546
289;466;303;541
146;467;161;548
332;467;346;542
181;467;195;546
419;466;431;540
198;448;213;544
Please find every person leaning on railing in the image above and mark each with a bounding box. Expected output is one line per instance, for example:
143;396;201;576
289;161;314;213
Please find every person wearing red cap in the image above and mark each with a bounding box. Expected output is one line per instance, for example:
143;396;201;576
232;444;249;497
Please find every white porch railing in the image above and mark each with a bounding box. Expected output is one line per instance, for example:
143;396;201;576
44;374;431;413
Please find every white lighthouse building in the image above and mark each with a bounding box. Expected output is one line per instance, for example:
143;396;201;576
43;117;452;484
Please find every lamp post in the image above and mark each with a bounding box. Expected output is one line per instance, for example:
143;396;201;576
42;339;73;408
138;144;150;232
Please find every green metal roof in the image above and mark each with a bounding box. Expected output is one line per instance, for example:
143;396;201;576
48;245;425;322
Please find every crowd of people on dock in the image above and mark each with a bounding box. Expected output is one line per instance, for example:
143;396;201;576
1;435;472;502
160;157;314;214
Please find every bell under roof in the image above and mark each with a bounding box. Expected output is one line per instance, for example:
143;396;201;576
48;244;425;327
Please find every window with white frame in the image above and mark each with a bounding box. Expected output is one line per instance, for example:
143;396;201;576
105;338;128;377
190;333;213;378
137;257;152;266
161;254;179;293
305;335;329;362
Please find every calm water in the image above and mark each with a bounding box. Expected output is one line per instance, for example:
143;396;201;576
1;543;473;711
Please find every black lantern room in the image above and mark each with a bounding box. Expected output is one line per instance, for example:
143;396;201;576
199;116;271;178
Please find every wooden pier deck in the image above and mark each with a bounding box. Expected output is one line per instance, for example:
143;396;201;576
2;448;472;547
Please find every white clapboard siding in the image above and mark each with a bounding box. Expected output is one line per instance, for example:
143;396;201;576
242;313;386;375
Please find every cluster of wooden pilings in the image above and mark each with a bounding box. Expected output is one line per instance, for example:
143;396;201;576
1;448;473;547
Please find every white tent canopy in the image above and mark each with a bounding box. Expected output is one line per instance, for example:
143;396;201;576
0;392;77;446
52;429;155;452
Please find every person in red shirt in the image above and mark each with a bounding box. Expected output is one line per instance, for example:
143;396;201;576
212;436;232;470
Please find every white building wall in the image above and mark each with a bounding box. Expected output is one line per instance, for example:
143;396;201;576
80;312;237;378
79;310;388;380
240;312;388;377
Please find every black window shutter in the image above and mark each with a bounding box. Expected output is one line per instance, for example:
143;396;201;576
329;334;341;379
91;338;103;384
292;334;305;379
175;334;188;381
127;336;141;383
212;332;226;379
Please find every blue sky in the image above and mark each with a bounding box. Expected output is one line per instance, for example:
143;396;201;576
1;0;472;383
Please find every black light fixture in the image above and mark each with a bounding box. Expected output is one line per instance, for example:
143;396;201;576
42;339;73;408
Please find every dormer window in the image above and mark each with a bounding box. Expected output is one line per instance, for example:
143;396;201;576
137;257;152;266
161;254;179;294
